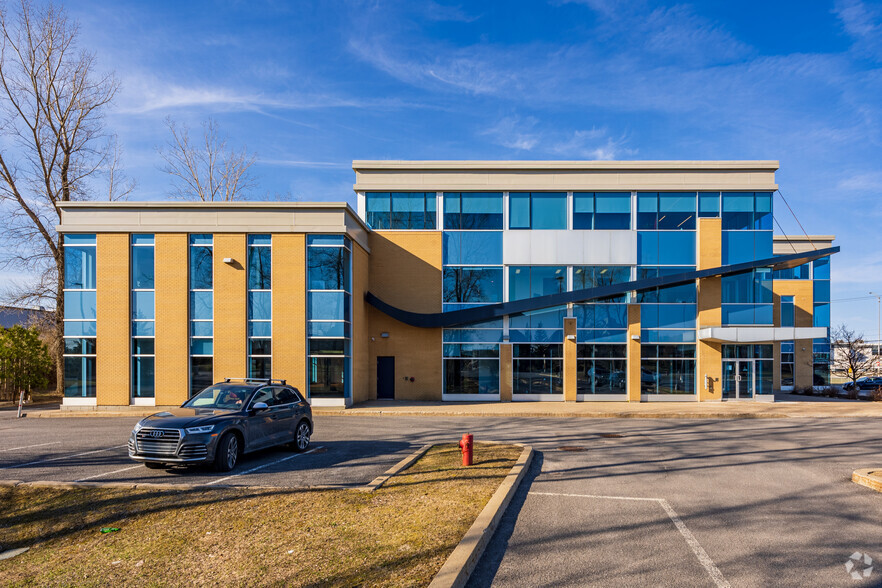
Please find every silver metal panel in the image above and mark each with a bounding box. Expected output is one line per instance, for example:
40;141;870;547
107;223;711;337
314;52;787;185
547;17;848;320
698;327;828;343
503;230;637;266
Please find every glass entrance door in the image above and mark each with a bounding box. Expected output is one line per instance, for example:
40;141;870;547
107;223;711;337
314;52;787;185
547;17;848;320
722;360;754;399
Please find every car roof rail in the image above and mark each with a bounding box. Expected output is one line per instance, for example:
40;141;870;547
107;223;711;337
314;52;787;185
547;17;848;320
223;377;287;385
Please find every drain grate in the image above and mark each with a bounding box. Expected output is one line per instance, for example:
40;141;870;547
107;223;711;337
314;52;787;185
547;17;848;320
598;433;623;438
558;446;586;452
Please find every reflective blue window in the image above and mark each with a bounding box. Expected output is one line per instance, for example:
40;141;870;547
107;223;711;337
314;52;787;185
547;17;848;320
573;304;628;328
780;296;795;327
637;267;696;303
132;291;155;320
64;243;96;290
247;234;272;246
640;329;696;343
132;321;155;336
189;245;212;290
509;266;566;301
774;263;810;280
814;303;830;327
641;304;696;329
573;192;630;229
131;234;154;245
64;356;96;397
573;266;630;302
190;234;212;245
509;193;566;230
722;231;754;265
132;356;155;398
247;241;271;290
308;246;350;290
443;267;502;303
249;321;272;337
638;232;695;265
813;280;830;303
509;307;566;330
813;256;830;279
309;291;348;321
191;321;213;337
64;321;96;337
190;339;213;355
722;192;754;230
443;231;502;265
444;192;503;230
190;291;212;320
64;291;96;320
63;234;96;245
366;192;436;229
638;192;696;229
308;321;348;338
755;192;773;230
131;245;155;289
698;192;720;218
248;291;272;320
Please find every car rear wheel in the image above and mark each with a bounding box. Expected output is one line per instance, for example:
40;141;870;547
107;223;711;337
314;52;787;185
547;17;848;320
294;420;311;452
214;433;239;472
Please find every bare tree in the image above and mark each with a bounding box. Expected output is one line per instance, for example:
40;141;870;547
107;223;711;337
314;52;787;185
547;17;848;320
158;117;257;201
0;0;119;394
831;324;875;391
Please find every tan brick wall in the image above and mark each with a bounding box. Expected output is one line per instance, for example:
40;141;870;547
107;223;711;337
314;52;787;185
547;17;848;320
271;234;306;393
697;218;722;401
96;234;130;406
500;343;512;402
367;231;442;400
154;234;189;406
351;242;370;404
214;234;247;380
774;280;814;388
563;318;577;401
627;304;641;402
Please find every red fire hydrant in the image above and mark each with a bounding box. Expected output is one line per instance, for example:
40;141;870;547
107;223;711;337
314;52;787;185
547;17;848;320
459;433;473;466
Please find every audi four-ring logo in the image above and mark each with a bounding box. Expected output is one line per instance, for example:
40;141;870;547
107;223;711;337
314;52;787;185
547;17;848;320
149;430;164;438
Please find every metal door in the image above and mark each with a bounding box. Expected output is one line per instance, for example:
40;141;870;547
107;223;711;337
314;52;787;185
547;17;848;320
377;357;395;399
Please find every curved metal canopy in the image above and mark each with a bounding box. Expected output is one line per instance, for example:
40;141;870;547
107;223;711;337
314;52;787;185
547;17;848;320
365;246;838;329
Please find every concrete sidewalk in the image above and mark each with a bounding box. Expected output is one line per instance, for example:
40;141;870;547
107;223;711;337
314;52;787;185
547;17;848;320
21;396;882;419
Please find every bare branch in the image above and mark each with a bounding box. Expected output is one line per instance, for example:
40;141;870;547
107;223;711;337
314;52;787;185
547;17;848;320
158;116;257;201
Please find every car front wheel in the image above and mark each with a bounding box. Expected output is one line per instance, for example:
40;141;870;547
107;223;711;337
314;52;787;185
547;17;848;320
294;420;311;452
214;433;239;472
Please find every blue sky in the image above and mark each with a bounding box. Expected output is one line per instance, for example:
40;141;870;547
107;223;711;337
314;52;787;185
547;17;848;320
8;0;882;337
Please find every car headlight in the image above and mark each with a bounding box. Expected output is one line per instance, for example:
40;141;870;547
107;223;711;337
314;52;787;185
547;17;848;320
185;425;215;434
133;420;144;433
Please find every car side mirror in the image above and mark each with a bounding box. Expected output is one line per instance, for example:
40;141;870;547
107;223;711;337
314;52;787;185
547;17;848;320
252;402;269;411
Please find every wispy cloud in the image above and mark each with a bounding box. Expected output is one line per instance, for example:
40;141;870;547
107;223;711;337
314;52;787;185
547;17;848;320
480;116;540;150
837;172;882;192
835;0;882;60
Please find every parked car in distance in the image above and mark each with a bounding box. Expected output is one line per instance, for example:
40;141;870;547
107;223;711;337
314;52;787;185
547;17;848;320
128;379;313;472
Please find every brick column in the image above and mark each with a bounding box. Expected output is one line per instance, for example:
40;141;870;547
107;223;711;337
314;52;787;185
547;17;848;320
627;304;641;402
563;317;578;401
96;233;130;406
214;234;247;380
272;234;307;393
154;233;189;406
500;343;513;401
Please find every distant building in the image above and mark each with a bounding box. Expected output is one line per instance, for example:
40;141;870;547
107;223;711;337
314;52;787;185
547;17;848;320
0;305;51;329
56;160;837;407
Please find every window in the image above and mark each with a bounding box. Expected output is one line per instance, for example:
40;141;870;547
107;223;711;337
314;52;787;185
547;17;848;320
443;267;502;304
443;344;500;395
247;235;271;378
637;192;696;230
63;234;97;398
722;231;773;265
781;341;794;387
636;267;697;304
641;344;695;394
573;192;630;230
508;266;566;301
190;234;213;396
513;344;563;395
722;192;772;231
813;338;830;386
307;235;351;398
573;266;631;301
780;295;794;328
443;231;502;266
444;192;503;229
509;192;566;230
131;234;155;399
774;263;810;280
366;192;436;229
577;344;626;394
721;269;773;325
698;192;720;218
637;232;696;265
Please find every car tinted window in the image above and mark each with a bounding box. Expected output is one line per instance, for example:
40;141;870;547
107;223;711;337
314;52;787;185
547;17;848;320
275;387;297;405
250;387;275;407
185;385;252;409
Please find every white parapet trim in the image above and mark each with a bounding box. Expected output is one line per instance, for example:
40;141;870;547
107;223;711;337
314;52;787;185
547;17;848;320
698;326;828;343
62;396;97;406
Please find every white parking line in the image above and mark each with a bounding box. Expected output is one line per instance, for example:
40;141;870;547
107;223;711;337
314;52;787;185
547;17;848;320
207;446;323;486
0;441;61;452
530;491;731;588
0;445;127;470
75;464;145;482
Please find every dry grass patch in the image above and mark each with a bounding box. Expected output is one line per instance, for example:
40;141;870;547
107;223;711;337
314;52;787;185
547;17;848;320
0;442;521;587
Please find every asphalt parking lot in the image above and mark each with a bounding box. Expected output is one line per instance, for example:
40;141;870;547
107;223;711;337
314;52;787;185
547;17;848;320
3;411;882;586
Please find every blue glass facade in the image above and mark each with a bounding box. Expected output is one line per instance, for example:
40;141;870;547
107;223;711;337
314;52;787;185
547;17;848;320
247;235;272;378
189;234;213;396
63;234;97;397
131;234;155;399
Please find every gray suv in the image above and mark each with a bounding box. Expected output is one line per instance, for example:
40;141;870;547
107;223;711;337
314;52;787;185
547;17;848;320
128;379;313;472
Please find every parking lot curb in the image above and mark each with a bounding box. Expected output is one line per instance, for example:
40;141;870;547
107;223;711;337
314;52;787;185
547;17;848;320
360;443;433;492
852;468;882;493
428;443;534;588
0;479;346;492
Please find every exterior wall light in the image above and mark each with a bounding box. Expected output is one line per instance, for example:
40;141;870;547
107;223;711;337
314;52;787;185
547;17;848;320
631;335;640;341
223;257;234;264
380;332;390;338
566;334;576;340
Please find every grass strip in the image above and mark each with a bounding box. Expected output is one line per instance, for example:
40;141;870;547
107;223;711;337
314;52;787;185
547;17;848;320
0;442;520;587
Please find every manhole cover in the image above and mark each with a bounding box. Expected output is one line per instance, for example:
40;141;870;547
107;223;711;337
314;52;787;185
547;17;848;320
598;433;623;438
558;446;586;452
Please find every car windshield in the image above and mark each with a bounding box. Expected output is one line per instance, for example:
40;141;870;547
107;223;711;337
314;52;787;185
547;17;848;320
183;385;254;410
